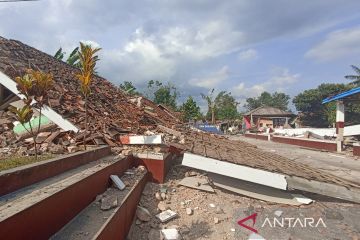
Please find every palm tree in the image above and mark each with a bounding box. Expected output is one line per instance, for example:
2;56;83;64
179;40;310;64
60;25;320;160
345;65;360;86
201;89;217;124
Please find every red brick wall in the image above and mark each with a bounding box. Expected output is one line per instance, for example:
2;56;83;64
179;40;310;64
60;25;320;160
244;133;270;141
272;136;337;152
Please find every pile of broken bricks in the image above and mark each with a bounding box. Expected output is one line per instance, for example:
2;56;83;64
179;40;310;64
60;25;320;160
0;37;182;157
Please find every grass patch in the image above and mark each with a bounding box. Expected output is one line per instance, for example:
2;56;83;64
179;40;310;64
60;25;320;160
0;154;54;172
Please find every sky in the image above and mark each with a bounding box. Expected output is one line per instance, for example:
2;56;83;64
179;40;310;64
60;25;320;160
1;0;360;111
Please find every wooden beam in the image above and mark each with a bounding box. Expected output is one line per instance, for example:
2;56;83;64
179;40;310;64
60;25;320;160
286;175;360;204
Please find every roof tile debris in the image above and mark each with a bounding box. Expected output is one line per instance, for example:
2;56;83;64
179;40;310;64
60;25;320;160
170;130;360;189
0;37;180;150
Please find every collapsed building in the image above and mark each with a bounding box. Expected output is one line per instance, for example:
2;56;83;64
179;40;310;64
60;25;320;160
0;37;360;239
0;36;181;154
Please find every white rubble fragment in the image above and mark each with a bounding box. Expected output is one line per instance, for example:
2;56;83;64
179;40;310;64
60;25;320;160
156;210;178;223
274;210;283;217
248;232;266;240
161;229;181;240
110;175;125;190
186;207;193;215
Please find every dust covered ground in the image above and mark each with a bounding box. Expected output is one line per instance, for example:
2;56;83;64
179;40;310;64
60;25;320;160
127;162;360;240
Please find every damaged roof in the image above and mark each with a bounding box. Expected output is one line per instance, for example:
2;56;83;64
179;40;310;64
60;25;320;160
172;131;360;189
0;37;180;137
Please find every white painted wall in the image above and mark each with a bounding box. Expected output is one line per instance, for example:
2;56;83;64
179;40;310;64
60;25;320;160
274;125;360;137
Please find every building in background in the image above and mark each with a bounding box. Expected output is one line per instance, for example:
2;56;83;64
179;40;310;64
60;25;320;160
243;106;294;130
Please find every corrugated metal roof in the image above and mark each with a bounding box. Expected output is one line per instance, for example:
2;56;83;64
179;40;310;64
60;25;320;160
245;106;293;116
322;86;360;104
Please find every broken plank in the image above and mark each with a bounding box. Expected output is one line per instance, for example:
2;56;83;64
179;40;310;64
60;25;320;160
45;130;61;143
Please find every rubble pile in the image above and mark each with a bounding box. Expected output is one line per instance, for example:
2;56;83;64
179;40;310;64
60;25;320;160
0;37;182;156
159;126;360;188
128;167;254;240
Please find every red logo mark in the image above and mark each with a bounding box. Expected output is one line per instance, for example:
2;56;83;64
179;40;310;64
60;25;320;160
237;213;258;233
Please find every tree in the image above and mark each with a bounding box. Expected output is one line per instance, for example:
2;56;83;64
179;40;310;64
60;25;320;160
66;47;80;67
54;47;65;60
10;69;54;159
202;89;240;123
345;65;360;86
54;47;81;67
293;83;360;127
119;81;140;95
76;43;101;149
215;92;240;120
146;80;178;110
244;91;290;111
201;89;217;124
179;96;202;122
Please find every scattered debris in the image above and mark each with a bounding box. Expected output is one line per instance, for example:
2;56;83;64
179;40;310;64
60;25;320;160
136;206;152;222
178;176;214;193
100;195;118;211
147;228;161;240
110;175;126;190
185;207;193;215
156;210;177;223
161;228;181;240
157;201;168;211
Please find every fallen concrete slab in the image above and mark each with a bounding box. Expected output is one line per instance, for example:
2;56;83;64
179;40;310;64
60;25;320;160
181;152;360;203
286;176;360;204
182;152;288;190
179;176;215;193
209;173;312;205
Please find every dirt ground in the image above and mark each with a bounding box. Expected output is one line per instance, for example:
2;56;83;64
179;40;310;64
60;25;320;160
127;162;360;240
231;135;360;184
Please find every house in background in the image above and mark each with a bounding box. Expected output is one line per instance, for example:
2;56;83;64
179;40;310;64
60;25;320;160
243;106;294;130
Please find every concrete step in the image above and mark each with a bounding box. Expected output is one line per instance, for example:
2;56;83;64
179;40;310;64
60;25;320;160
0;155;133;240
0;146;112;197
51;167;148;240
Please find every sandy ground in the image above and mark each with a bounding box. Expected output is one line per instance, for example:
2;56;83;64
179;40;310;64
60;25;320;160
230;135;360;184
127;162;360;240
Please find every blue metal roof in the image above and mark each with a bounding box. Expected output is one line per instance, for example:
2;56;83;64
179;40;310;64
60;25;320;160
322;86;360;104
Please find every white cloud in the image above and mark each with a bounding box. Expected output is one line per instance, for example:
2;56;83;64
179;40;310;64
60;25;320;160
237;49;258;61
232;67;299;98
98;21;243;85
305;26;360;61
189;66;229;89
99;33;176;85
